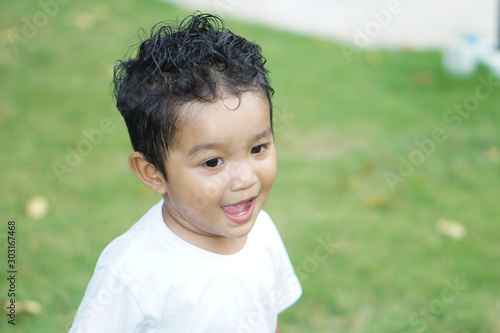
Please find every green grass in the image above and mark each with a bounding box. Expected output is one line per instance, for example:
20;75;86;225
1;1;500;332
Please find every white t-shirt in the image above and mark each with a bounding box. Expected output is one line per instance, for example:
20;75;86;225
69;200;302;333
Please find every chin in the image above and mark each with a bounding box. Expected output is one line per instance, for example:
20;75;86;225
224;214;258;239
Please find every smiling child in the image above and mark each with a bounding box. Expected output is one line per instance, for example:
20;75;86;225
69;12;302;332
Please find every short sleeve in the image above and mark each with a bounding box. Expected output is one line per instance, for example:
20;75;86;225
260;212;302;314
69;267;148;333
274;237;302;313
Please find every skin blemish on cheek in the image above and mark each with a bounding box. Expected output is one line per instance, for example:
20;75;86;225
221;95;241;111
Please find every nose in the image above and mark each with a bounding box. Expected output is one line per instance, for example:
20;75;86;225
228;161;258;192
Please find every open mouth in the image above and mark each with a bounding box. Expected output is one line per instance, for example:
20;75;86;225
222;198;256;223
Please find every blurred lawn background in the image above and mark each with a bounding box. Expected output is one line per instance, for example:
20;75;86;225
1;0;500;332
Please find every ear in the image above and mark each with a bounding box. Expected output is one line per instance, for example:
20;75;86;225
129;151;167;195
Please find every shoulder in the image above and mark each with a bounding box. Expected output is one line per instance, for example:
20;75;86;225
257;209;272;223
95;200;164;270
252;209;281;240
246;209;287;261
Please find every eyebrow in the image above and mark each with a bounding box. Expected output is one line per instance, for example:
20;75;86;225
188;142;222;158
253;127;273;142
187;127;273;158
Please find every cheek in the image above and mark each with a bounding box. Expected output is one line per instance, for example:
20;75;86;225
260;154;277;190
175;171;227;209
199;177;226;203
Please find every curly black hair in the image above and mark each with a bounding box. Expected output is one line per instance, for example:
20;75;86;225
113;12;274;180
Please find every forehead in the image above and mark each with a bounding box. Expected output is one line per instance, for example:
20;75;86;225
173;92;272;152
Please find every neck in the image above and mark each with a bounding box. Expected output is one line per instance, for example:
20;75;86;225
161;203;247;255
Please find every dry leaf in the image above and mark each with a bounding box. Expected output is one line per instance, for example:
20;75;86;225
364;196;392;209
25;195;49;219
486;146;499;162
436;219;466;240
4;300;42;315
74;12;95;31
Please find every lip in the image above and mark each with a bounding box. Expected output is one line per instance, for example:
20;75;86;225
222;197;257;224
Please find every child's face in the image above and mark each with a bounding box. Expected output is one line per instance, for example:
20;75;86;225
161;91;276;250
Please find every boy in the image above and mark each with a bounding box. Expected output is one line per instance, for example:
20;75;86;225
69;12;301;332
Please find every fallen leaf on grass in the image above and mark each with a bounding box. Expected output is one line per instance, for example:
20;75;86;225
364;196;393;210
364;51;383;65
4;300;42;315
486;146;499;162
436;219;467;240
413;71;435;87
74;12;95;31
25;195;49;219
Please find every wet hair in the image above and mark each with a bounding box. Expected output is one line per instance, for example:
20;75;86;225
113;12;274;180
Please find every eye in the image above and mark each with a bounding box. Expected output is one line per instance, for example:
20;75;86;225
203;158;223;168
251;144;267;154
